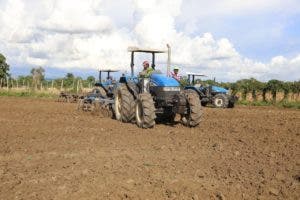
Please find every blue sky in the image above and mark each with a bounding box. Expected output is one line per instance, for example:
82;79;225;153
1;0;300;81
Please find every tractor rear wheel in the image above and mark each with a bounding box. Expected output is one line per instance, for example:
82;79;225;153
212;94;229;108
135;93;156;128
114;84;135;122
182;90;203;127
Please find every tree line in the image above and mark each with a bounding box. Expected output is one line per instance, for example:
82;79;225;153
197;78;300;102
1;53;300;101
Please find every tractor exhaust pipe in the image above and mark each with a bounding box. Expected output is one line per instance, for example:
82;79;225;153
167;44;171;77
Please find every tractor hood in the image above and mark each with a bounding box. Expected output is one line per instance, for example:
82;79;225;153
150;74;180;87
212;85;228;93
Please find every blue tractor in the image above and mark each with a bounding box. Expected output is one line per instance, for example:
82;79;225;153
77;70;118;116
184;73;236;108
92;69;119;98
114;46;203;128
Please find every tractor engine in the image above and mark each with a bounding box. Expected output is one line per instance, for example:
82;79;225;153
147;73;187;114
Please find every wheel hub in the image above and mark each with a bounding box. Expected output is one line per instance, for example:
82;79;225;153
215;98;223;106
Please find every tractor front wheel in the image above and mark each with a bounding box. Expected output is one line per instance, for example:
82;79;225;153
114;84;135;122
135;93;156;128
212;94;229;108
182;90;203;127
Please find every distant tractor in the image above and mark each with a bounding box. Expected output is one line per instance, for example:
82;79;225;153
77;70;118;117
114;45;203;128
91;69;119;98
184;73;237;108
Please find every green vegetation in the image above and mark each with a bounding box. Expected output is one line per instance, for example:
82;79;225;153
0;90;57;98
237;100;300;109
0;53;10;85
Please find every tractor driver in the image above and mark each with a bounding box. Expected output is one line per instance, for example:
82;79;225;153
171;66;181;81
139;61;154;78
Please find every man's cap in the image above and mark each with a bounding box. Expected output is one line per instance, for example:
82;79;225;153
174;66;179;70
143;61;149;65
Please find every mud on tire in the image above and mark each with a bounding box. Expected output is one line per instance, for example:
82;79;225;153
182;90;203;127
114;84;135;122
135;93;156;128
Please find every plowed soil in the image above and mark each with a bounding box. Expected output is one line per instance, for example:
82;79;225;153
0;97;299;200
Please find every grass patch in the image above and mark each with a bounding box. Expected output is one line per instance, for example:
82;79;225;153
0;90;57;99
278;101;300;109
237;100;300;109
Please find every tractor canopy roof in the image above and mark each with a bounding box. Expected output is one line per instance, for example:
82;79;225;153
186;72;207;77
127;46;166;53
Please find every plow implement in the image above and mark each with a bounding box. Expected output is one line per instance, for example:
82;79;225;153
57;92;80;103
77;95;114;118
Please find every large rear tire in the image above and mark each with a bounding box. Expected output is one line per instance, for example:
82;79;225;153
114;84;135;122
135;93;156;128
182;90;203;127
212;93;229;108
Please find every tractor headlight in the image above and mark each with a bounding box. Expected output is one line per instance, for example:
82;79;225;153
162;87;181;92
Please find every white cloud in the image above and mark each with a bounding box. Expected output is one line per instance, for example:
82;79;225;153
0;0;299;81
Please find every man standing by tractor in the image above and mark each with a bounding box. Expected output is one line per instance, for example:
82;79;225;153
171;66;181;81
139;61;154;78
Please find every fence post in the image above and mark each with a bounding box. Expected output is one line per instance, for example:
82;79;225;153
6;76;9;91
60;79;64;91
72;79;75;91
11;79;14;89
76;80;79;94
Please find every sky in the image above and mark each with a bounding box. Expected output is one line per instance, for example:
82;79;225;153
0;0;299;81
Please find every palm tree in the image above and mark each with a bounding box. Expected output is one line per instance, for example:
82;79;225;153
248;78;263;101
266;79;283;103
236;79;252;100
31;67;45;90
281;82;292;101
290;81;300;100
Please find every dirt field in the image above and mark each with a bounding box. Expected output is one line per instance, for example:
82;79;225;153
0;97;299;200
